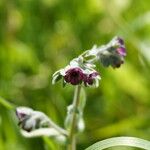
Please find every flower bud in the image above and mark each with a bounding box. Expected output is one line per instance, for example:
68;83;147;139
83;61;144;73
16;107;34;132
98;36;126;68
16;107;50;132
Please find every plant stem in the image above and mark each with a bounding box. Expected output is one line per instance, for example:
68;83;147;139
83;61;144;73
48;118;68;136
67;85;81;150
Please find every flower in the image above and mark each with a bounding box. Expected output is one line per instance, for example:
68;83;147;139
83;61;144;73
83;72;99;86
64;67;84;85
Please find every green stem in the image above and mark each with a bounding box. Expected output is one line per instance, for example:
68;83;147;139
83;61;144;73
67;85;81;150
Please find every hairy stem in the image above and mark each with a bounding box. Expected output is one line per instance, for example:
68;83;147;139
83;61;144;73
48;119;68;136
67;85;81;150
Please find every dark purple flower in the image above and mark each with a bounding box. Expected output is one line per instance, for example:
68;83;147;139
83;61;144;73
84;72;99;86
64;67;84;85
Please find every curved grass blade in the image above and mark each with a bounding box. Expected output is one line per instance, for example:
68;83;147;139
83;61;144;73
85;137;150;150
0;96;15;110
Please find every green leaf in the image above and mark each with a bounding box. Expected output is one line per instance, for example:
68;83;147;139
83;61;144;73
85;137;150;150
84;55;96;62
62;80;67;87
43;137;58;150
0;116;1;125
52;73;62;84
0;96;15;110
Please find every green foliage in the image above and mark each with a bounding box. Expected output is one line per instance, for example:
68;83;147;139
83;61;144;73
1;0;150;149
85;137;150;150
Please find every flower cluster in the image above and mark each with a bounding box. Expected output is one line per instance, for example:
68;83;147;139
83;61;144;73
52;36;126;87
52;56;100;87
97;37;126;68
64;67;99;86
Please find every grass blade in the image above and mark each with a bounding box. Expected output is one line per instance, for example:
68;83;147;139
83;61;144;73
0;96;15;110
85;137;150;150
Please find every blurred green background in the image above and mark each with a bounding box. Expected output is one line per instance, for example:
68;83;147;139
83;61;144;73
0;0;150;149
